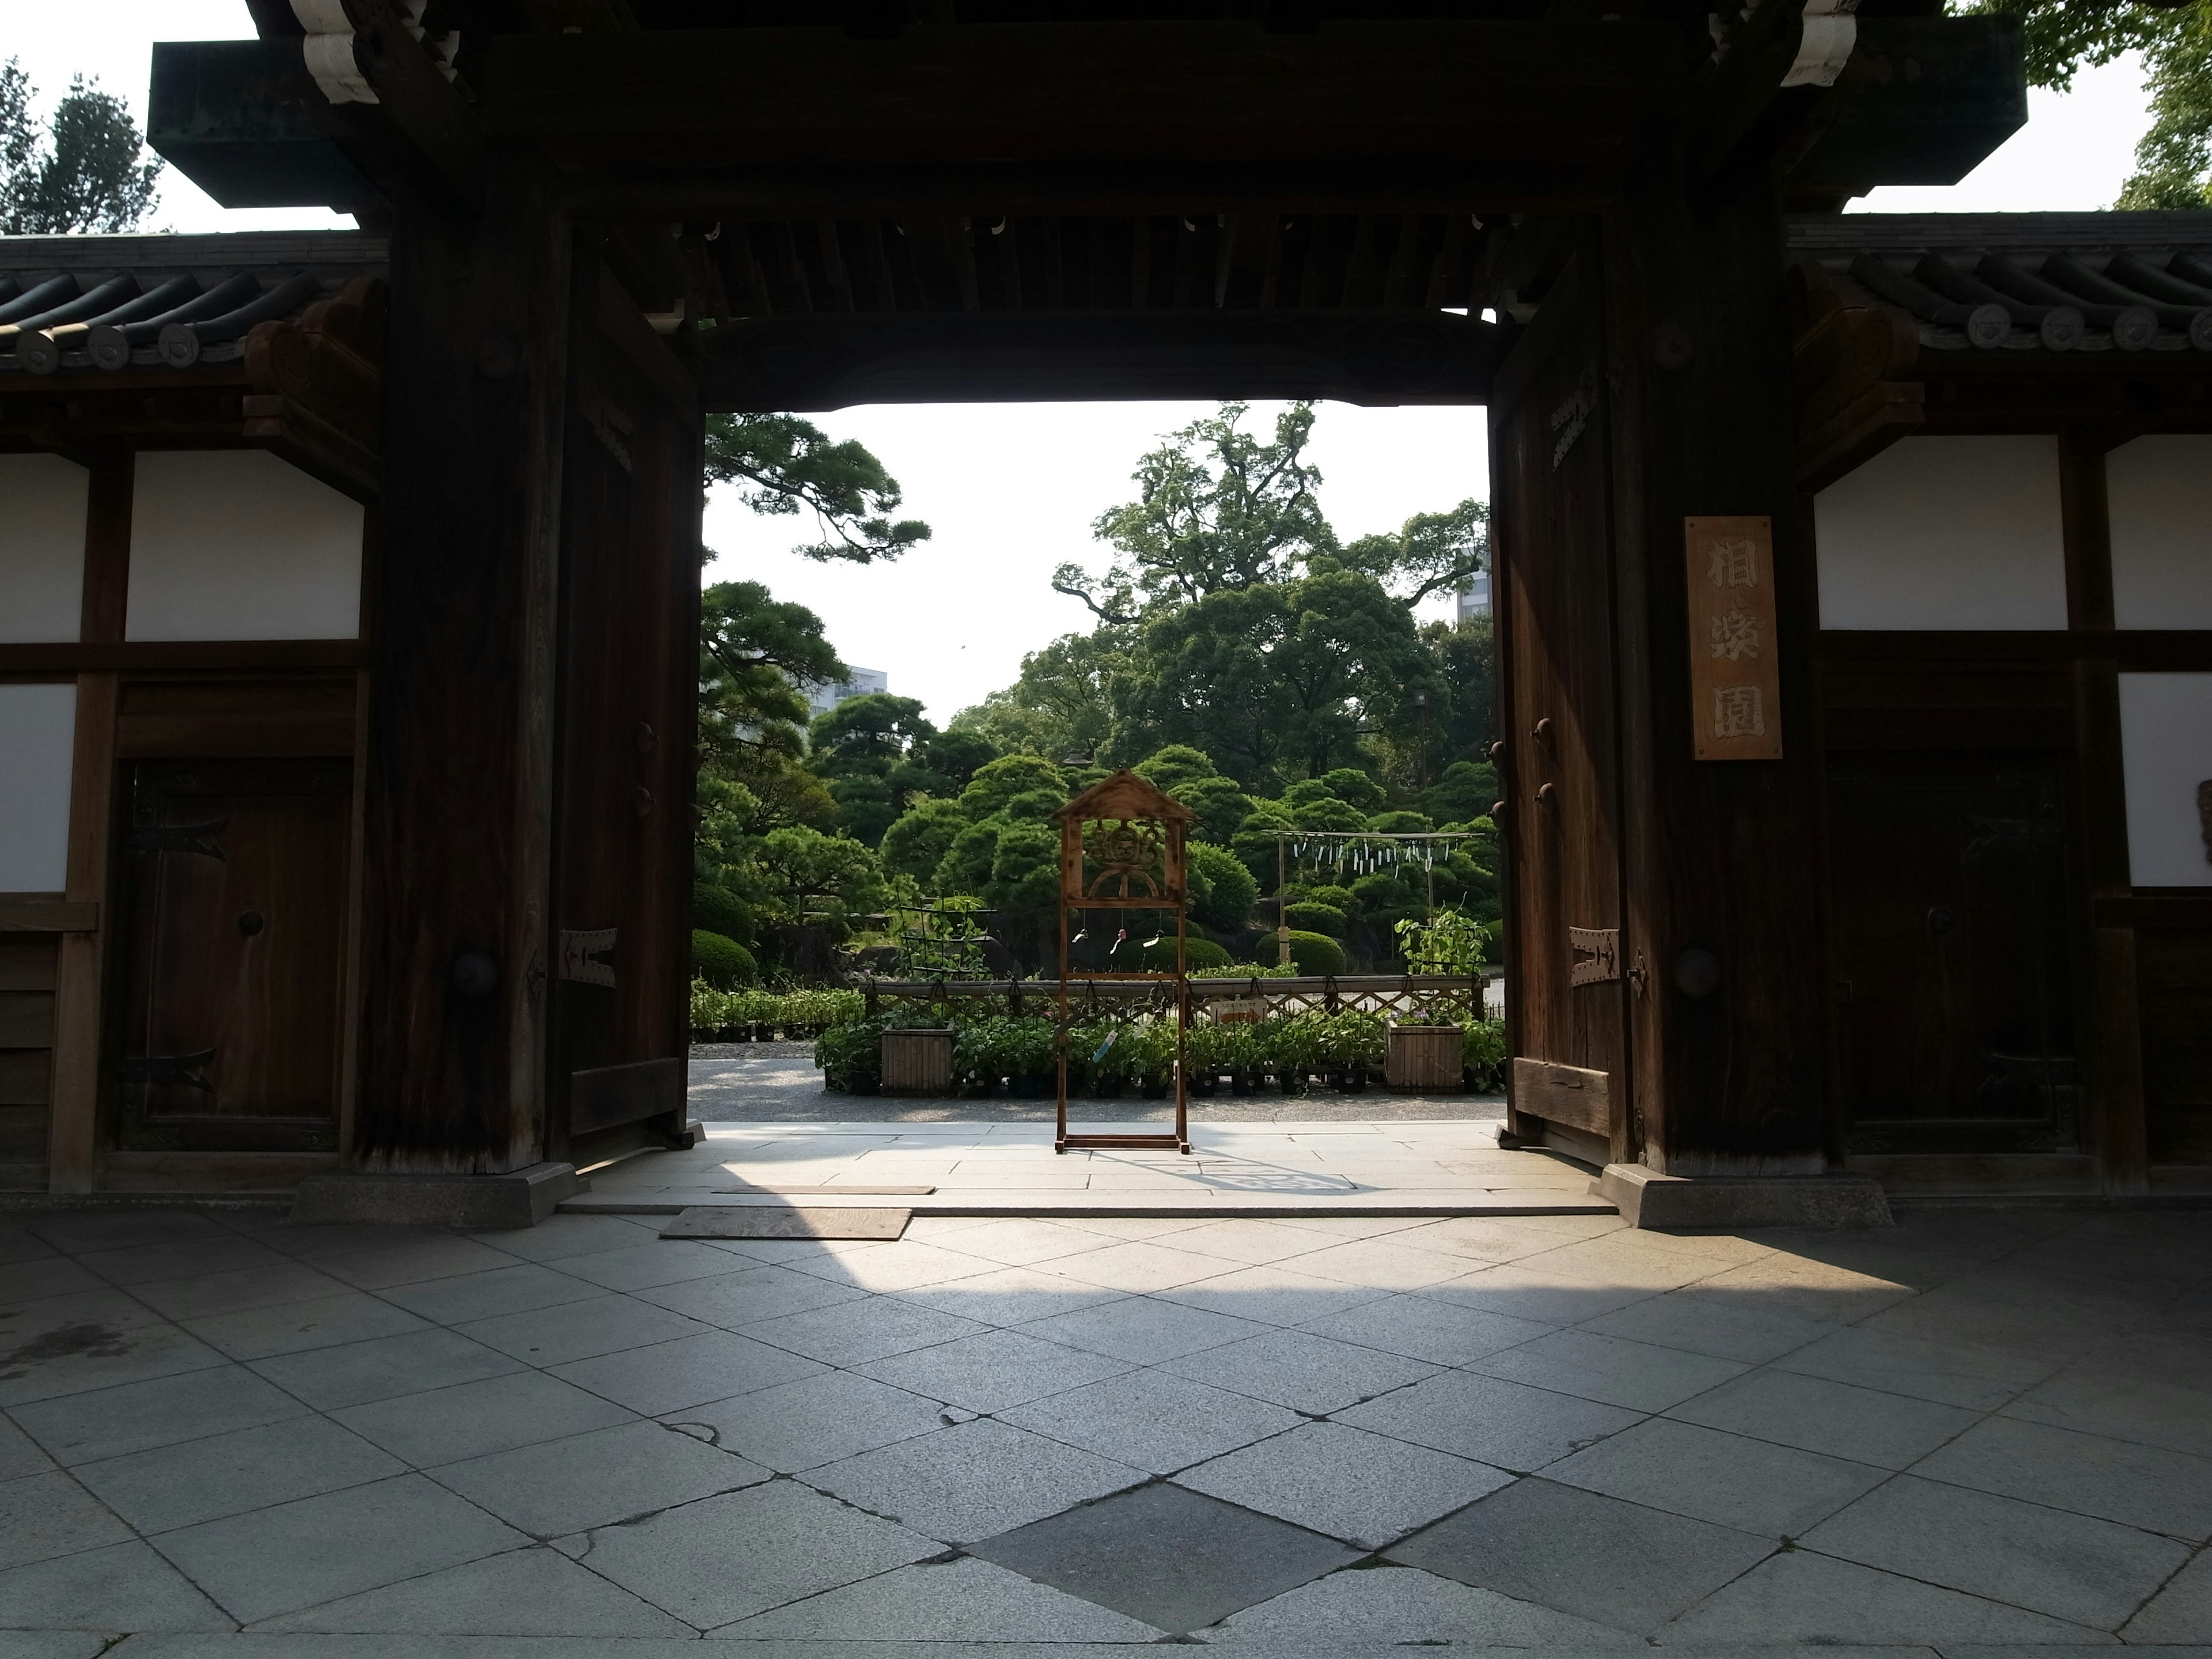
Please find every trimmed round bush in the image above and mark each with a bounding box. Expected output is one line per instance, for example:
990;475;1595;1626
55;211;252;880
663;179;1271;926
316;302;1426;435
1253;929;1348;975
691;929;757;988
1283;900;1350;938
1132;935;1230;973
693;883;751;944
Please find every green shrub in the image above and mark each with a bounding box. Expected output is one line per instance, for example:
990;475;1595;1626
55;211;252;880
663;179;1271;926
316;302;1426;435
1462;1018;1508;1090
1305;1009;1387;1069
692;883;752;945
1252;929;1347;975
691;983;862;1036
691;930;757;988
1186;841;1259;930
955;1015;1058;1081
1190;961;1298;978
1282;902;1350;938
1131;935;1230;973
814;1020;884;1092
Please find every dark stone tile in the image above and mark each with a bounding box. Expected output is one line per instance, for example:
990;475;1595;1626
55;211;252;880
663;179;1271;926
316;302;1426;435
1385;1475;1777;1634
967;1480;1358;1634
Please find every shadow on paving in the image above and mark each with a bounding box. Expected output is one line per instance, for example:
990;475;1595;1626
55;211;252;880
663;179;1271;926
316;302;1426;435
0;1202;2205;1649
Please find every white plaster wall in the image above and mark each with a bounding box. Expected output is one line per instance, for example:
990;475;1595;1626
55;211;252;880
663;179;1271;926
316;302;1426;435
0;683;77;892
2119;673;2212;887
1813;435;2070;630
127;449;363;641
0;453;87;643
2107;435;2212;630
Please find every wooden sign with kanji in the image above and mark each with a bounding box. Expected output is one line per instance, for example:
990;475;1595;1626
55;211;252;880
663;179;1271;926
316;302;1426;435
1684;516;1784;762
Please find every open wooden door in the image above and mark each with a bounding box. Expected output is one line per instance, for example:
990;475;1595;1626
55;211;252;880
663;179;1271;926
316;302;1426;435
1491;245;1632;1165
545;256;702;1166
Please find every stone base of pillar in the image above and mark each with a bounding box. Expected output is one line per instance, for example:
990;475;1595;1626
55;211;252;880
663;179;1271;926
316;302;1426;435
1596;1162;1892;1230
291;1161;583;1230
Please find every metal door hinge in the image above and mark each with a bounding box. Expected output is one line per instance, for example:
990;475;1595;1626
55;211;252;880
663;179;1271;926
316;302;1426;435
119;1048;216;1092
1569;926;1621;986
560;927;616;987
130;819;226;859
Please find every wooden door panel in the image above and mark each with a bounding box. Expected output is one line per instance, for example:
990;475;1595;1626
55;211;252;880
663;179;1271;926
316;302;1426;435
1828;752;2083;1154
1494;248;1629;1144
116;758;350;1152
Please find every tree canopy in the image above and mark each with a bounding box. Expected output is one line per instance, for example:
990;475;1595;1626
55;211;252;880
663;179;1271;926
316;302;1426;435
0;61;161;234
703;414;932;564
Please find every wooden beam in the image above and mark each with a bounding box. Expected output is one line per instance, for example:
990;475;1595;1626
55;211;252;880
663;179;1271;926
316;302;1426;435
480;22;1684;168
694;307;1503;411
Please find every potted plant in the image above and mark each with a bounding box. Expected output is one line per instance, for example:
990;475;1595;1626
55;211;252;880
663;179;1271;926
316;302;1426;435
1388;911;1486;1092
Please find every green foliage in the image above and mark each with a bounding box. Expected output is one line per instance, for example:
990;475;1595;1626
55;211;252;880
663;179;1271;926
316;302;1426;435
1168;775;1259;846
895;896;992;979
959;755;1070;817
1396;910;1487;976
692;984;864;1035
955;1015;1059;1080
1420;760;1500;826
1463;1018;1509;1092
1130;935;1232;972
813;1018;886;1092
950;631;1123;762
1253;929;1349;975
693;883;752;945
0;62;161;234
918;728;999;791
1191;960;1299;978
1283;900;1351;938
1340;498;1490;608
703;414;930;563
879;797;969;884
1186;841;1259;931
1367;809;1434;835
1134;744;1221;792
809;694;945;844
691;930;757;988
1291;797;1369;833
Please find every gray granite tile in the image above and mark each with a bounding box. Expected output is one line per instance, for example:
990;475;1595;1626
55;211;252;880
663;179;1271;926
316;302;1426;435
550;1328;824;1415
895;1265;1127;1327
1156;1263;1391;1327
0;1413;54;1479
314;1237;523;1291
680;1369;948;1472
252;1544;692;1635
715;1552;1165;1642
1278;1235;1486;1291
1043;1240;1248;1294
1578;1289;1841;1364
259;1223;475;1260
630;1261;868;1328
430;1418;767;1535
1176;1421;1510;1549
1773;1323;2058;1411
1295;1291;1555;1368
558;1478;937;1630
1912;1415;2212;1540
804;1416;1142;1544
1660;1547;2113;1645
465;1212;662;1262
997;1367;1302;1475
547;1240;760;1293
934;1218;1137;1267
244;1327;525;1411
0;1538;230;1633
1387;1475;1775;1633
1667;1366;1982;1471
456;1293;715;1366
1418;1263;1660;1325
1469;1327;1748;1413
78;1234;291;1289
333;1370;633;1466
1199;1562;1640;1646
736;1294;990;1367
181;1291;431;1362
10;1363;305;1464
73;1414;405;1533
376;1263;603;1326
1334;1369;1641;1473
2005;1365;2212;1460
0;1469;131;1569
1802;1472;2191;1628
1158;1327;1437;1415
0;1298;224;1407
785;1241;1008;1294
855;1327;1129;1414
967;1479;1356;1634
1017;1295;1272;1365
25;1210;225;1254
2122;1545;2212;1642
1546;1417;1887;1537
148;1472;526;1624
130;1262;354;1322
1152;1219;1338;1267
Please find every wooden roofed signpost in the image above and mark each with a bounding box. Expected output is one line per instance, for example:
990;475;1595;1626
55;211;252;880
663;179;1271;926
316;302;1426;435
1052;770;1194;1156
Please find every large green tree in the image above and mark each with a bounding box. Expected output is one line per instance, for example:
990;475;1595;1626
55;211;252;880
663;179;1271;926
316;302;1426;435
703;414;931;563
1967;0;2212;206
0;62;162;234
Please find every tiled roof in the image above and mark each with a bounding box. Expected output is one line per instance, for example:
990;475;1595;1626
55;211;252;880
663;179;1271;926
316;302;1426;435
0;232;385;376
1787;212;2212;354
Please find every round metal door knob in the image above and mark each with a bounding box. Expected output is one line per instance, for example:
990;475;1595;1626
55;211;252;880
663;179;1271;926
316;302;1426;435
450;950;500;998
236;910;264;937
1673;947;1722;997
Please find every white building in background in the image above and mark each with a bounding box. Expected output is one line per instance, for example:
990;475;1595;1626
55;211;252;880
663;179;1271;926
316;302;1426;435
1457;571;1491;622
807;665;889;717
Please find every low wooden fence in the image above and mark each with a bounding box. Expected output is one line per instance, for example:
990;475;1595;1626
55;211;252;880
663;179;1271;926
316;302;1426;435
857;974;1490;1025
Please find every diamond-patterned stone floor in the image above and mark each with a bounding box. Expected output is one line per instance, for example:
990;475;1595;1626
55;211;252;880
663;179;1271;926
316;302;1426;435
1;1198;2209;1652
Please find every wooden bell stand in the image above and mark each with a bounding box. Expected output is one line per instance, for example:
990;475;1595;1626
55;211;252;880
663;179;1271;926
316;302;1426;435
1051;771;1193;1156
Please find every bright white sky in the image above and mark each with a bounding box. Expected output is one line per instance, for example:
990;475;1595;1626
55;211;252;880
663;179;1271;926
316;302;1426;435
10;5;2160;720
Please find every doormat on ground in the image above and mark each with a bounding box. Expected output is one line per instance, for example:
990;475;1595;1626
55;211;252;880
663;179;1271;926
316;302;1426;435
662;1206;911;1240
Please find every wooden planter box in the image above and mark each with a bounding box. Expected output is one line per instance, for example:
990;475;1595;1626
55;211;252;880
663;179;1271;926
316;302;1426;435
881;1028;955;1096
1387;1024;1464;1093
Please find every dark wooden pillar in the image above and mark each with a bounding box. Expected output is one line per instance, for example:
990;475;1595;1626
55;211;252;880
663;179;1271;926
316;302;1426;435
353;156;573;1176
1601;162;1833;1179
